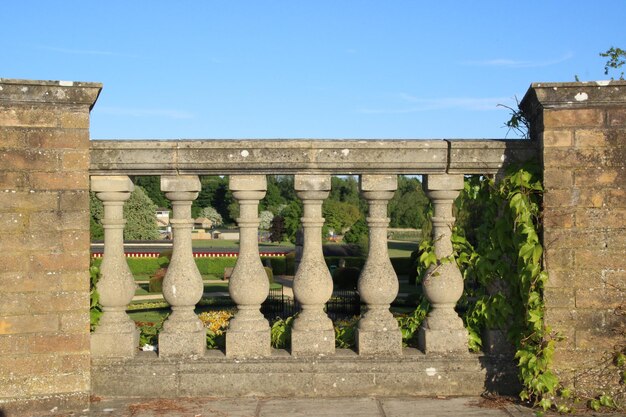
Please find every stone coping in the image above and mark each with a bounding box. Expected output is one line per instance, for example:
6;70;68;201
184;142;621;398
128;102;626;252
92;349;519;398
90;138;536;175
0;78;102;108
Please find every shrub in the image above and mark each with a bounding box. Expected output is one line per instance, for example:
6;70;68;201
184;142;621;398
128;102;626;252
264;266;274;284
270;316;294;349
285;251;296;275
127;257;167;277
334;316;359;348
199;310;233;349
332;267;360;290
195;257;238;279
390;257;413;276
262;256;287;275
149;267;167;293
325;257;365;269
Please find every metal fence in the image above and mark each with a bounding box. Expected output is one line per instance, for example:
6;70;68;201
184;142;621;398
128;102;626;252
261;287;360;321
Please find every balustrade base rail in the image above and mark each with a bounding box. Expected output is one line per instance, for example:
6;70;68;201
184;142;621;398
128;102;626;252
91;350;519;398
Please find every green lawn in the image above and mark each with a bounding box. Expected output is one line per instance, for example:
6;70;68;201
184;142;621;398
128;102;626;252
388;240;418;258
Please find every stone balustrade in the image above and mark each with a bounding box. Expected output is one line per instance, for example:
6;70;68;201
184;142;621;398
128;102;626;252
88;139;535;360
3;78;625;415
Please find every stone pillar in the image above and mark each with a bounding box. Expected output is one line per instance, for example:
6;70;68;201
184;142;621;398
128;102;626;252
418;174;467;354
0;79;100;415
357;175;402;355
520;81;626;398
226;175;270;358
291;174;335;356
158;175;205;357
90;176;138;358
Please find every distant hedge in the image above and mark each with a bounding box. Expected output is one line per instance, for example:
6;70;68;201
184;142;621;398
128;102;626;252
92;255;289;279
91;253;413;278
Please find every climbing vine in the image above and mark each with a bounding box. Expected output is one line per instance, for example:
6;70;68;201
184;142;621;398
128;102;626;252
415;163;623;413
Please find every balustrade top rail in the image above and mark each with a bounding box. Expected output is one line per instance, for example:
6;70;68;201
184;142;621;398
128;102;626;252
90;139;536;176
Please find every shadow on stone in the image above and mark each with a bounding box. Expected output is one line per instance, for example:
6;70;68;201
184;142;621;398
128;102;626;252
480;354;522;396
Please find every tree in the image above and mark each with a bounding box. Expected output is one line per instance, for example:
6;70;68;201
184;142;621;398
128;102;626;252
388;176;431;229
90;192;104;240
198;206;223;228
330;176;366;213
131;176;170;209
600;46;626;80
259;210;274;230
281;200;303;243
343;217;368;244
269;215;286;242
123;186;160;240
260;176;287;213
322;199;361;234
90;186;160;241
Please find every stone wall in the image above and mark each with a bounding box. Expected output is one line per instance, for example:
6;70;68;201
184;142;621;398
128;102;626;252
0;79;101;415
521;81;626;400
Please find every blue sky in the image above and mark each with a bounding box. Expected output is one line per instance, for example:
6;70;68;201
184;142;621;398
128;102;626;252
3;1;625;139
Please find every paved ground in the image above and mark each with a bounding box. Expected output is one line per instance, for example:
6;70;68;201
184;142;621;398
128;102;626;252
52;397;537;417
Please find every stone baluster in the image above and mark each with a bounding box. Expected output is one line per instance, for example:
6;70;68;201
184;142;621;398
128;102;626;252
226;175;270;358
291;174;334;356
90;176;138;358
418;174;467;353
356;175;402;356
158;176;205;357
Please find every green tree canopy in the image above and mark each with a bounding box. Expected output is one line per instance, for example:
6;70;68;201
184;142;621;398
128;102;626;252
323;199;361;234
123;186;160;240
388;176;430;229
198;206;223;227
259;210;274;230
90;186;160;241
131;176;170;209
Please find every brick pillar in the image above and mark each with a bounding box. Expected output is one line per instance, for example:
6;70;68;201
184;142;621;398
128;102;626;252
0;79;101;415
521;81;626;398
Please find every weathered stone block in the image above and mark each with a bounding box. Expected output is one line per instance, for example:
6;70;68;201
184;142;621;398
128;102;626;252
574;167;625;188
360;174;398;191
0;191;59;211
608;108;626;126
158;330;206;358
574;129;608;148
0;171;30;189
574;249;626;269
226;329;271;358
575;288;625;309
356;328;402;356
229;174;267;191
543;208;575;228
417;328;468;354
160;175;201;192
0;314;60;335
543;130;573;147
29;333;89;354
0;106;58;128
424;174;464;191
606;188;626;207
0;148;61;171
543;168;574;188
576;330;625;351
58;110;90;129
60;311;90;333
90;175;134;193
294;174;331;191
543;108;605;128
576;208;626;228
543;287;575;308
291;328;335;356
91;330;139;358
61;150;90;170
